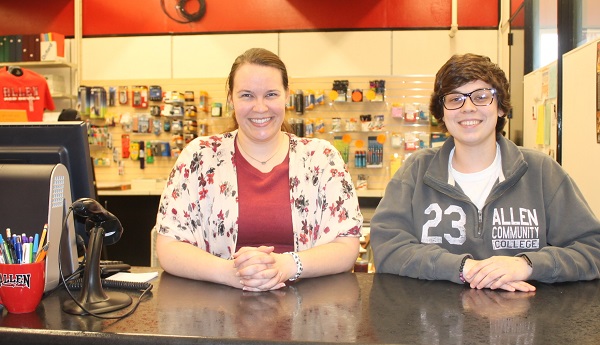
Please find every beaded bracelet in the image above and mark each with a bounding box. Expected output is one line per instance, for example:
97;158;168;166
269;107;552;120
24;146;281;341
284;252;303;281
458;255;471;283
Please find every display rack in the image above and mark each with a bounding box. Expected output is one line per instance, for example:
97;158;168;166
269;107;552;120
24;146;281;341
81;75;443;197
285;75;439;192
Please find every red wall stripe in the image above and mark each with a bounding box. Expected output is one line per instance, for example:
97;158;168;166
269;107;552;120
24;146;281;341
0;0;500;37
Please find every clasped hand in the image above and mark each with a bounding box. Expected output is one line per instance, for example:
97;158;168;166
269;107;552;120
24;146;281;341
463;256;536;292
233;246;292;292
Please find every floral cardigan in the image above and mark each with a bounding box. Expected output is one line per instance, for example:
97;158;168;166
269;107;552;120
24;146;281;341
155;130;363;259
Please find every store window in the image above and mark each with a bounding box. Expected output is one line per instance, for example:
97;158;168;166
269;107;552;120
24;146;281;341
539;31;558;67
533;0;557;71
580;0;600;45
508;1;526;145
515;0;600;161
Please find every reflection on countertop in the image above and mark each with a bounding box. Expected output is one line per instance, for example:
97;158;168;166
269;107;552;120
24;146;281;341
155;272;362;341
369;274;600;345
3;269;600;344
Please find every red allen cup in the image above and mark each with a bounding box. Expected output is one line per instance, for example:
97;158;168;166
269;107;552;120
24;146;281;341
0;261;45;314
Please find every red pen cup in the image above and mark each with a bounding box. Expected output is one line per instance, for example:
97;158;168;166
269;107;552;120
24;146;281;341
0;261;45;314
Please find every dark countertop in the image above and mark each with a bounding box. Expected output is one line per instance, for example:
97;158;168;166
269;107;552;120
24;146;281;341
2;268;600;344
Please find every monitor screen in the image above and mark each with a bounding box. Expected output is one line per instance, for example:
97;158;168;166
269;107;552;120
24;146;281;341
0;121;97;240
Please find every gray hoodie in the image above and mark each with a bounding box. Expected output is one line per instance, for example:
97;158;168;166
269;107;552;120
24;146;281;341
371;134;600;284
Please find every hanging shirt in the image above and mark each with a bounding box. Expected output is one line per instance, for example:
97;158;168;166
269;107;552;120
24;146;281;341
0;67;55;121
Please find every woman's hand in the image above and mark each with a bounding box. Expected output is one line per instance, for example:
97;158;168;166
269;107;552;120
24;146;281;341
232;236;359;292
463;256;536;292
233;246;293;291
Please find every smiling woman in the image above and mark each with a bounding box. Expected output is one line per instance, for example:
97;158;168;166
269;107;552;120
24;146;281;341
153;47;363;292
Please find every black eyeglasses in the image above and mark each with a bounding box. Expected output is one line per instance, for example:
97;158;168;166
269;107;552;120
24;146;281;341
441;88;496;110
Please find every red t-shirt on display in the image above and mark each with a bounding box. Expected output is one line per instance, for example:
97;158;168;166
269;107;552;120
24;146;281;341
0;67;55;121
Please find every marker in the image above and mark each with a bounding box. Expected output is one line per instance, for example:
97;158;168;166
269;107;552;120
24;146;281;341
32;233;39;259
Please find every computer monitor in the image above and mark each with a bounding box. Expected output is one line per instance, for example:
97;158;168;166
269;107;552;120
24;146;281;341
0;121;96;290
0;121;96;203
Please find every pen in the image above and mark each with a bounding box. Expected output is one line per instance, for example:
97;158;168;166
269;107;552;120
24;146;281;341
11;234;18;262
38;224;48;254
0;235;6;264
28;236;33;263
0;234;13;264
21;243;28;264
27;243;33;264
0;235;5;263
15;236;22;264
35;242;49;263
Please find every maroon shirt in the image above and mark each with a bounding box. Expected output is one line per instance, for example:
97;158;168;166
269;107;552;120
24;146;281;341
235;143;294;253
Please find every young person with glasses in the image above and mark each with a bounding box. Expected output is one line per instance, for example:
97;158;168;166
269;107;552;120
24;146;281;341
371;53;600;292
